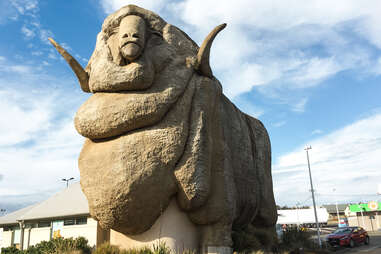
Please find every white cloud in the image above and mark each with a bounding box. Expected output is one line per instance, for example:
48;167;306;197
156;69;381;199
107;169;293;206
0;88;83;199
0;90;52;146
311;129;323;135
39;29;54;45
96;0;381;103
31;51;43;56
21;25;35;38
291;98;308;113
48;52;57;59
273;121;286;128
0;59;32;74
223;63;279;98
273;113;381;205
371;57;381;75
289;57;342;87
100;0;170;14
10;0;38;15
0;60;88;209
171;0;381;45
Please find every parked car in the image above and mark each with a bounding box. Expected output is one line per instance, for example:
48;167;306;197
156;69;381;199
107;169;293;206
327;226;369;248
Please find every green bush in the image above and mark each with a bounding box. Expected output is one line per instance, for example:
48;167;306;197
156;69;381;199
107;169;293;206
29;236;91;254
280;227;314;250
92;243;123;254
92;242;169;254
1;236;92;254
1;246;23;254
152;242;170;254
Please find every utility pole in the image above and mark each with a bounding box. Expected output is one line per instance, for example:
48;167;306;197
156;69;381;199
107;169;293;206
296;202;300;229
333;188;340;226
62;177;74;188
305;146;322;248
359;204;365;227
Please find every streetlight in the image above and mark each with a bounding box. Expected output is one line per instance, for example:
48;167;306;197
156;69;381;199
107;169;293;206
62;177;74;188
333;188;340;227
305;146;322;248
359;203;365;227
296;202;300;229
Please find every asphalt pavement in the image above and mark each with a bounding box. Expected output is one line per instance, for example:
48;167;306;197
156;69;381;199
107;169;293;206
321;231;381;253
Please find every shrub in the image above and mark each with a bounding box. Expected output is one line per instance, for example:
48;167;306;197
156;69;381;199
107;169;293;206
152;242;170;254
92;243;124;254
280;227;314;250
1;246;23;254
3;236;93;254
92;242;172;254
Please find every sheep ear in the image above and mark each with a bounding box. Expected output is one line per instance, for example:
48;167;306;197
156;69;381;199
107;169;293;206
48;38;90;93
195;23;226;78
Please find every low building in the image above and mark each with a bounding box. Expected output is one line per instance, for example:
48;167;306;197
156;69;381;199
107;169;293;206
0;183;203;253
345;203;381;232
0;183;108;250
277;207;329;227
322;204;348;226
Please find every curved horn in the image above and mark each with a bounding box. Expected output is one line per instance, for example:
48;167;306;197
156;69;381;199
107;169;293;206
196;23;226;78
48;38;90;93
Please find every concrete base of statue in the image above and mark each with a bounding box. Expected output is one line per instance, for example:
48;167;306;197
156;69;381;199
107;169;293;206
109;199;200;253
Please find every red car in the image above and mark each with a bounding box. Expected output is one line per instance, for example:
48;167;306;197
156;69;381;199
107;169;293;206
327;226;369;248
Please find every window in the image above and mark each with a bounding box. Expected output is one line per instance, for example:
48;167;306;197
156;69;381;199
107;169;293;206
64;219;75;226
25;223;36;228
38;221;51;228
63;217;87;226
75;217;87;225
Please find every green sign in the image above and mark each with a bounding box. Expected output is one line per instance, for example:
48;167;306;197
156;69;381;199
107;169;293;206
349;203;381;212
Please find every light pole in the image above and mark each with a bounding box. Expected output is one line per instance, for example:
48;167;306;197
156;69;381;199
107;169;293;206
305;146;322;248
62;177;74;188
377;188;381;230
359;203;365;227
296;202;300;229
333;188;340;227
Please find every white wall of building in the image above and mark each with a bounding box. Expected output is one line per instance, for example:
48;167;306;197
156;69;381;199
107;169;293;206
60;218;98;247
0;228;2;250
348;212;381;232
1;217;101;250
1;231;13;248
28;227;51;247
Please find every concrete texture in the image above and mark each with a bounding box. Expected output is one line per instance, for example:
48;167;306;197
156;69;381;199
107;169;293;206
51;4;277;253
110;199;199;253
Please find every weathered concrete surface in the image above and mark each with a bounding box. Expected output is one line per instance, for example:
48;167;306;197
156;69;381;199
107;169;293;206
51;4;277;252
109;199;199;253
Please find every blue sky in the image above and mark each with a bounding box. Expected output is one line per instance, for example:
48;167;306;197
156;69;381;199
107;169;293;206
1;0;381;214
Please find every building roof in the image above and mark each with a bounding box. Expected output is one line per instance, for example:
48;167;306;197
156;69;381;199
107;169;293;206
0;183;89;226
323;204;349;213
0;204;37;226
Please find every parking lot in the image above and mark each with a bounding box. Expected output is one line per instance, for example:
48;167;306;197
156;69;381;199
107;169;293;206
320;231;381;253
